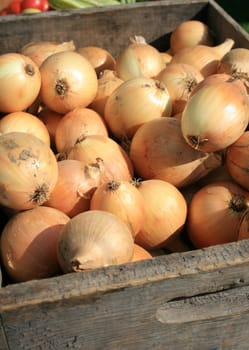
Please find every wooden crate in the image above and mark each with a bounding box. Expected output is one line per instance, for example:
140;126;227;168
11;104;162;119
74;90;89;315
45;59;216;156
1;1;249;349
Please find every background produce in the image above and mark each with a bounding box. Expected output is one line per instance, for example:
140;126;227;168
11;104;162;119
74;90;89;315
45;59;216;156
1;15;249;288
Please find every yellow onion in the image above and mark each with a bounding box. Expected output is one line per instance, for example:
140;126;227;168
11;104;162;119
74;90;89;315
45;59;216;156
57;210;134;272
20;40;76;67
238;210;249;240
0;53;41;113
181;81;249;152
217;48;249;93
169;38;234;77
77;46;116;77
104;77;172;140
170;20;214;54
131;243;153;262
39;51;98;114
67;134;134;183
156;63;203;114
0;132;58;211
187;181;249;248
89;69;124;117
0;111;51;146
0;206;70;282
226;131;249;191
135;179;187;250
129;117;222;188
90;179;145;238
115;35;165;81
55;107;108;154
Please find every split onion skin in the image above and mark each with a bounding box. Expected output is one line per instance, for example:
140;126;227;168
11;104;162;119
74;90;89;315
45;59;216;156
0;132;58;211
57;210;134;273
181;81;249;153
90;179;145;238
0;53;41;113
135;179;187;250
187;181;249;248
129;117;222;188
39;51;98;114
0;111;51;146
0;206;70;282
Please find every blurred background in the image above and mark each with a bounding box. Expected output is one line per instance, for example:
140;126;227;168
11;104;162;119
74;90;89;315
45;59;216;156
217;0;249;32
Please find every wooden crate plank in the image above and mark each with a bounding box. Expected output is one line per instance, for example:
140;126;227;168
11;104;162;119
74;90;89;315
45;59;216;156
0;1;209;56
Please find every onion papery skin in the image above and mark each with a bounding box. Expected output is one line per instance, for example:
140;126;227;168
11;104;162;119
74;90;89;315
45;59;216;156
187;181;249;248
156;63;204;114
77;46;116;77
115;37;165;81
181;81;249;152
131;243;153;262
129;117;222;188
45;159;101;217
39;51;98;114
135;179;187;250
104;77;172;140
67;134;134;183
170;20;214;54
90;179;145;238
0;53;41;113
55;107;108;154
20;40;76;68
0;111;51;146
0;132;58;211
169;38;234;77
57;210;134;273
89;69;124;118
217;48;249;93
225;131;249;191
0;206;70;282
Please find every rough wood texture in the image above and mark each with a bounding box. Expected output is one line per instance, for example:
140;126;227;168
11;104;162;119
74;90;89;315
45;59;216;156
1;1;249;349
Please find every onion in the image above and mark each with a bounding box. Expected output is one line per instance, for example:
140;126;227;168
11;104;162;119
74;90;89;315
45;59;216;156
115;35;165;81
160;52;172;66
57;210;134;272
20;40;76;67
90;179;145;238
77;46;116;77
0;206;70;282
129;117;222;188
187;181;249;248
89;69;124;117
169;38;234;77
135;179;187;250
0;53;41;113
170;20;214;54
0;132;58;211
190;73;247;96
39;51;98;114
67;134;134;183
38;107;64;150
104;77;172;140
217;48;249;93
181;81;249;152
225;131;249;191
156;63;203;114
45;159;101;217
131;243;153;262
0;111;51;146
55;107;108;155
